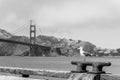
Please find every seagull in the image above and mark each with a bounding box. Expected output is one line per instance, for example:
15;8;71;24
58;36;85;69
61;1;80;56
78;47;85;56
78;47;87;62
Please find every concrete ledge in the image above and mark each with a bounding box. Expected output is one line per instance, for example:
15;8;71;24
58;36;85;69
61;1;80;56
101;74;120;80
68;73;120;80
0;66;120;80
0;75;46;80
0;66;71;78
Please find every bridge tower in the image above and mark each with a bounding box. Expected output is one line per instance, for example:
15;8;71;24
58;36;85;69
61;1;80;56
30;20;36;56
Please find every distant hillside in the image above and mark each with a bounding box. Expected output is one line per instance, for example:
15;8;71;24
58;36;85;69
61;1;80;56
37;35;96;56
0;29;12;38
0;36;29;56
37;35;59;46
0;28;119;57
0;28;96;56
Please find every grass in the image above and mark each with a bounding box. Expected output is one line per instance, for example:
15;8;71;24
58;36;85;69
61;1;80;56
0;56;119;80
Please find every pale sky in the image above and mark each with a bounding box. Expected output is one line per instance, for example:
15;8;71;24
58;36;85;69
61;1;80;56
0;0;120;49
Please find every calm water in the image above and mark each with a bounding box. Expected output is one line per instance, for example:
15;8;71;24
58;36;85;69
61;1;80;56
0;56;119;75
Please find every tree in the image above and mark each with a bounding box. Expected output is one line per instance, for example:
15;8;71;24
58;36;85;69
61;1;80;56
116;48;120;53
79;41;96;53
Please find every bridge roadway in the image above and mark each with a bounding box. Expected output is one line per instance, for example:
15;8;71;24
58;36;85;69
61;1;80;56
0;38;51;49
0;38;62;56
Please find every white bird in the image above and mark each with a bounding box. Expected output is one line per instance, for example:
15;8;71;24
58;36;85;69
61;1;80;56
78;47;85;56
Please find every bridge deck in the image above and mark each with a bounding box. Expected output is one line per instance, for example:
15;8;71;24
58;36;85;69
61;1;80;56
0;38;31;46
0;38;51;48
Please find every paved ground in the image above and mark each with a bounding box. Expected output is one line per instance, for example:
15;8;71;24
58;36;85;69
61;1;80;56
0;75;46;80
0;56;119;75
0;56;119;80
0;72;67;80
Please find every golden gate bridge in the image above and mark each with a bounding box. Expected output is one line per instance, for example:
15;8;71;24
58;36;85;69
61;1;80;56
0;20;53;56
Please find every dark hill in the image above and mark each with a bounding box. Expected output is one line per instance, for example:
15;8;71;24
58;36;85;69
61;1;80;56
0;36;29;56
0;29;96;56
37;35;59;46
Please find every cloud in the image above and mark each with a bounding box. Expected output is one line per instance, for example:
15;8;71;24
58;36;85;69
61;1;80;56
0;0;4;5
2;13;17;23
33;1;104;26
31;0;120;31
0;0;34;31
1;0;120;30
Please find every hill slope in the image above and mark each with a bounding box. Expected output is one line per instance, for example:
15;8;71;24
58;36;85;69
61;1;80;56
0;36;29;56
0;29;12;38
0;29;96;56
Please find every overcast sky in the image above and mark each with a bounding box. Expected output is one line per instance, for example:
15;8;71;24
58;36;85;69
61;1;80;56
1;0;120;49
